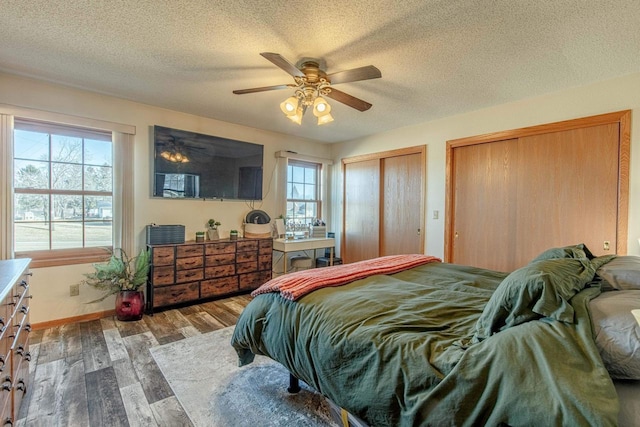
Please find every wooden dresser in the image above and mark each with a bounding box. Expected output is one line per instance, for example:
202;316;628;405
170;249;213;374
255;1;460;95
147;238;272;313
0;259;31;426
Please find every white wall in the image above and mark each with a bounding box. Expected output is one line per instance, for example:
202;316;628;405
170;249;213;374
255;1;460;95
330;71;640;260
0;73;331;324
4;70;640;324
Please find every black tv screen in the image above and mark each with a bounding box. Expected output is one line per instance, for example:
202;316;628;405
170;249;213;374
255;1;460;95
152;126;264;200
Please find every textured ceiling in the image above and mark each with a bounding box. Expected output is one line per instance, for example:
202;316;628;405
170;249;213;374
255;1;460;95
1;1;640;143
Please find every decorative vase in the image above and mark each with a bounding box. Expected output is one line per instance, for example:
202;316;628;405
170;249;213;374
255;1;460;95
115;290;144;321
208;229;219;240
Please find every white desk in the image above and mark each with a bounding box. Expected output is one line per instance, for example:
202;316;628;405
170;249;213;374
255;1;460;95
273;237;335;274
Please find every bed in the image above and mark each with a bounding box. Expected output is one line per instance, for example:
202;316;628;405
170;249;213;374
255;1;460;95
231;246;640;426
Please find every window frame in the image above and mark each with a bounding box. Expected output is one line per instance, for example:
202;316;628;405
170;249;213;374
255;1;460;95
13;119;114;267
285;159;322;228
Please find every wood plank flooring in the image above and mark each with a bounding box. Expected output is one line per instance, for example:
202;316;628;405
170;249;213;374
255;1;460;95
17;294;252;427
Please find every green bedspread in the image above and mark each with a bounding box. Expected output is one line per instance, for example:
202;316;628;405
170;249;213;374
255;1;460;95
231;261;619;426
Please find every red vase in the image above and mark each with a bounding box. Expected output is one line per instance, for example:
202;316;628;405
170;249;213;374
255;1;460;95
115;290;144;321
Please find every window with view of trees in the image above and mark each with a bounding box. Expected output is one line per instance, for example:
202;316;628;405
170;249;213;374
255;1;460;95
286;160;321;228
13;120;113;253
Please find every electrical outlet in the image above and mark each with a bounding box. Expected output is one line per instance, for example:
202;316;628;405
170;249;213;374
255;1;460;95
70;283;80;296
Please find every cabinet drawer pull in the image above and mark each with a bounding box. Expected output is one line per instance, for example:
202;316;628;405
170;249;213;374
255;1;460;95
24;352;31;362
15;379;26;393
4;417;12;426
24;324;32;333
20;306;29;315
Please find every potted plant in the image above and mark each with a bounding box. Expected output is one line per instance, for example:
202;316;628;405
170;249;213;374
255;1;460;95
81;248;150;321
208;218;221;240
230;229;239;240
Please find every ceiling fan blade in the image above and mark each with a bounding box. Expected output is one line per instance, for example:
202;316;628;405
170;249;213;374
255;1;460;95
260;52;305;78
328;65;381;85
325;88;372;112
233;84;293;95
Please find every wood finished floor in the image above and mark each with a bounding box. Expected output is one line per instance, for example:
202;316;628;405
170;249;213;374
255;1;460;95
17;294;252;427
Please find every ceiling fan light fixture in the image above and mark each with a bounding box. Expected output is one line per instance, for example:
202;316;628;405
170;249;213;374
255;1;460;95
317;113;334;125
280;96;299;116
287;105;304;125
313;96;331;117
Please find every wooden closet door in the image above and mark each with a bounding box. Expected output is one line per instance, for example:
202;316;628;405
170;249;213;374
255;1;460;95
447;111;628;272
381;153;423;256
513;123;619;265
452;139;518;271
343;159;380;263
343;146;426;263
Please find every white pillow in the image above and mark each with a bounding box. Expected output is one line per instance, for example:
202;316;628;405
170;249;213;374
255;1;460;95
589;291;640;379
597;256;640;290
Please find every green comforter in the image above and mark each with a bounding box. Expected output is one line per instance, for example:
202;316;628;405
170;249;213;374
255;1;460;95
231;262;619;426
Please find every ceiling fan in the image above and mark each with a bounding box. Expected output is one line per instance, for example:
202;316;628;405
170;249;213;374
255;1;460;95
233;52;381;125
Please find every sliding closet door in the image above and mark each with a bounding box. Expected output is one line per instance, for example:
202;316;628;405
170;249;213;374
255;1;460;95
380;153;423;256
446;111;629;272
342;146;425;263
451;139;518;271
343;159;380;263
513;123;620;266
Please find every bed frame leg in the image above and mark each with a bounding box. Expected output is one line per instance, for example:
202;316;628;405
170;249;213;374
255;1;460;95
287;373;301;393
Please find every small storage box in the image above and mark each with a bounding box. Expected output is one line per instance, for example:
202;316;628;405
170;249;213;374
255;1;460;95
146;224;185;245
316;257;343;268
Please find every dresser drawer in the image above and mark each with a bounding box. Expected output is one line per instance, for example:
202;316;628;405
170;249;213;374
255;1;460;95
153;282;200;307
205;242;236;255
236;252;257;263
177;245;203;258
176;269;204;284
237;240;258;251
176;256;203;270
259;239;273;251
152;266;175;286
152;247;175;266
205;253;235;266
205;264;235;279
237;261;258;274
238;271;271;291
201;277;239;298
258;254;272;270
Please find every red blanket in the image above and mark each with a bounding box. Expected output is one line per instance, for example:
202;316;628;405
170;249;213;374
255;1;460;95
252;254;441;301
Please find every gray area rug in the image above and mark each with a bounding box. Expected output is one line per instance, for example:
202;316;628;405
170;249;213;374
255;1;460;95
150;326;338;427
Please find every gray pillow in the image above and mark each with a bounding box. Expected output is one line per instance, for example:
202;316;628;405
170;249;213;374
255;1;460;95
589;291;640;379
597;256;640;290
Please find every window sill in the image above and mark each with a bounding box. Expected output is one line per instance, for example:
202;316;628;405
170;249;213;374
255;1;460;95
15;247;112;268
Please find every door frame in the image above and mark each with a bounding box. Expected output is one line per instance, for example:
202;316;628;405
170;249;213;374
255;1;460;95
444;110;631;262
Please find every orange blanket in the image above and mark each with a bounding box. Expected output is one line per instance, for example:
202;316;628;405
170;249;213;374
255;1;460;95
252;254;441;301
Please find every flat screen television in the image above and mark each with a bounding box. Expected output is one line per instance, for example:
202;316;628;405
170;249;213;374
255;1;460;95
152;125;264;200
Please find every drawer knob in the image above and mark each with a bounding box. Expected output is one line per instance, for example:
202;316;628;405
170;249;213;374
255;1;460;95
15;379;26;393
24;352;31;362
25;324;32;332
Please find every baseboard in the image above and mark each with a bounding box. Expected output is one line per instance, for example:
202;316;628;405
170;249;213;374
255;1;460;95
32;309;116;331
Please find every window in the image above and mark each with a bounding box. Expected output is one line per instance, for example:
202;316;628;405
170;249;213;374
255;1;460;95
13;119;113;257
286;160;321;228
